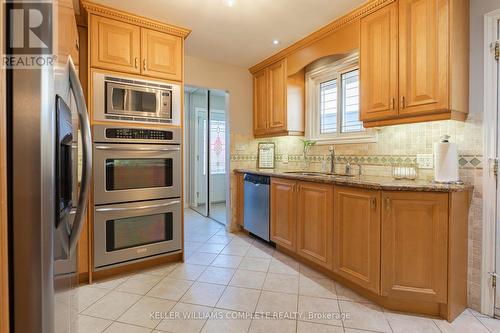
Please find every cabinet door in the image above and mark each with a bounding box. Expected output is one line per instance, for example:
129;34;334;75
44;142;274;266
270;178;296;251
333;186;381;293
253;69;269;136
398;0;448;116
360;2;398;121
268;60;287;133
381;191;448;302
236;173;245;226
141;28;182;81
91;15;140;74
296;181;333;269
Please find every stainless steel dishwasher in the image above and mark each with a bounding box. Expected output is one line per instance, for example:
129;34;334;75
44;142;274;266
243;174;270;241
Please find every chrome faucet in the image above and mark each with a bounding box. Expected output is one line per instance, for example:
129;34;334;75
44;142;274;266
329;146;335;174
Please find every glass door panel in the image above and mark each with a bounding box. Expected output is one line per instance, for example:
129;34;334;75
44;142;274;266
208;91;227;224
189;89;209;216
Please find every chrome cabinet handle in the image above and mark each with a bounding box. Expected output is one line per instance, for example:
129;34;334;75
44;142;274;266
68;56;92;257
96;200;181;212
95;145;180;152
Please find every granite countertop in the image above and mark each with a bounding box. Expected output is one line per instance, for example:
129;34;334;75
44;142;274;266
234;168;473;193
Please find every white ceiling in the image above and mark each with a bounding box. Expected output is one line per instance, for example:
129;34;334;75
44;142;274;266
92;0;366;68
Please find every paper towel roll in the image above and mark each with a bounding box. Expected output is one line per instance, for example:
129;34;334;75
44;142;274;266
434;140;459;183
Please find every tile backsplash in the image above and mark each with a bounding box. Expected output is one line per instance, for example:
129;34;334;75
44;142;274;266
229;118;484;310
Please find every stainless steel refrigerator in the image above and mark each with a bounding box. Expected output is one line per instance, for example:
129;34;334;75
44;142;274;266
6;1;91;332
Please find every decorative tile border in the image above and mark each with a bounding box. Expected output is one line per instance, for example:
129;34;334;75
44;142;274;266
230;153;483;169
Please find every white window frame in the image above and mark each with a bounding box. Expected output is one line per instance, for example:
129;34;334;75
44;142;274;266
305;53;377;145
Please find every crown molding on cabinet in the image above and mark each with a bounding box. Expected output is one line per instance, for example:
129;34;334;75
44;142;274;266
81;1;191;38
248;0;395;74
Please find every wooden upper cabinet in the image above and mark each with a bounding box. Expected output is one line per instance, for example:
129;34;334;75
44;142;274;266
91;16;141;74
252;59;304;137
268;60;287;132
360;2;398;121
253;69;269;136
296;181;333;269
360;0;468;127
381;191;448;303
270;178;297;251
398;0;448;116
333;186;381;294
141;28;182;81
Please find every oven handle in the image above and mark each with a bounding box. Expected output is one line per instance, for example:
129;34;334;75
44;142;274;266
95;145;180;152
95;200;181;212
68;56;92;257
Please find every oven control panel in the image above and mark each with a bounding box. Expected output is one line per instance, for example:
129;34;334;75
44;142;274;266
106;128;173;141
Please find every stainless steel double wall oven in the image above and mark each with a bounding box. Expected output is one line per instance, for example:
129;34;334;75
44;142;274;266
93;124;182;269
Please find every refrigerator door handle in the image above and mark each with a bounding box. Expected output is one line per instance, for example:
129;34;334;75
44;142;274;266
67;56;92;257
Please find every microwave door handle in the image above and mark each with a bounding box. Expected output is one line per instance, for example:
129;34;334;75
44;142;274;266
124;88;130;111
95;145;180;152
95;200;181;212
67;56;92;257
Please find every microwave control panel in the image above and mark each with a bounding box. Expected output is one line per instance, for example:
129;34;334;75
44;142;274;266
106;128;173;141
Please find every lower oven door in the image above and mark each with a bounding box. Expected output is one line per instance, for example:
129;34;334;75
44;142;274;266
93;143;181;205
93;198;182;269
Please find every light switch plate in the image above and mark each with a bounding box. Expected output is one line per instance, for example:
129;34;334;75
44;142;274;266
416;154;434;169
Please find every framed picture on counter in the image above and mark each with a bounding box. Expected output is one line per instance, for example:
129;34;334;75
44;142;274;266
257;142;275;169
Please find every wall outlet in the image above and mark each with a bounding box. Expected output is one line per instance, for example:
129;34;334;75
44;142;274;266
235;143;247;152
416;154;434;169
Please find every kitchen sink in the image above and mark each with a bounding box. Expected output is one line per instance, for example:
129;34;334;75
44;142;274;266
284;171;355;177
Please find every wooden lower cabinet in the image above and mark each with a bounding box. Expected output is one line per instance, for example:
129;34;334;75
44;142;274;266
262;173;468;321
270;178;297;251
235;173;245;226
333;186;380;293
296;181;333;269
381;191;448;303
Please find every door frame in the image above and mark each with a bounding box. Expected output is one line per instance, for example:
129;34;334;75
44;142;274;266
482;9;500;316
185;85;230;225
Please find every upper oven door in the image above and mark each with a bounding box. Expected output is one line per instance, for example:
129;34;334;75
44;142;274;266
106;81;161;118
93;143;181;205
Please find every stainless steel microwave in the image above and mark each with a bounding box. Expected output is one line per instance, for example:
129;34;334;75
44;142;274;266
93;72;181;125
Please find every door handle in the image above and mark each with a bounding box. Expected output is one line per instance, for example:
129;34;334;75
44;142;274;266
96;200;181;212
390;98;395;110
400;96;405;109
134;57;138;69
143;59;147;71
370;197;376;209
67;56;92;257
95;145;180;152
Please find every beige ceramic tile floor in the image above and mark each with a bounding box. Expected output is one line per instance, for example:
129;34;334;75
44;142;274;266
76;209;499;333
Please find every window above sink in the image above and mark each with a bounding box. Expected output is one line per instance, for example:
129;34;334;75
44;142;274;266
305;52;378;145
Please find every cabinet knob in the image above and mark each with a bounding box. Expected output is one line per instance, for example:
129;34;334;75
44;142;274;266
385;197;391;210
370;197;376;209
